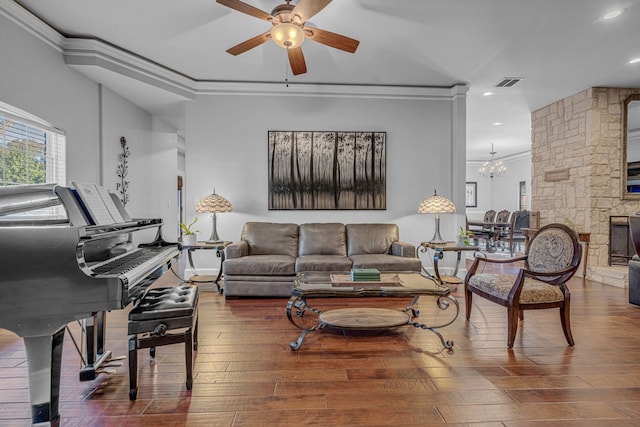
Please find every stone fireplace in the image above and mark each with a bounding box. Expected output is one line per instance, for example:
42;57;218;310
531;87;640;287
609;215;634;266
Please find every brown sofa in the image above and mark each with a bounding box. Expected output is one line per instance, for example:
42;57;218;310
222;222;421;297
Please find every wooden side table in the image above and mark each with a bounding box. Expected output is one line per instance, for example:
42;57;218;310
183;241;230;293
418;241;481;290
522;228;590;277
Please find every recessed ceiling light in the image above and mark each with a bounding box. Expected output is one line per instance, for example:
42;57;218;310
492;122;503;126
630;58;640;64
603;10;622;20
483;91;494;96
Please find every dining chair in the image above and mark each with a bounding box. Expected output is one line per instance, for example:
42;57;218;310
483;209;497;223
499;210;529;256
494;210;511;250
464;223;581;348
495;209;510;224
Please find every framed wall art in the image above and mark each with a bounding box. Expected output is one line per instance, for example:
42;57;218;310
465;181;477;207
268;131;386;210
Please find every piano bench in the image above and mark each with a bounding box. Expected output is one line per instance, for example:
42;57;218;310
127;284;199;401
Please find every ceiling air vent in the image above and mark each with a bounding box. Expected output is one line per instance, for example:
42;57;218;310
495;77;523;88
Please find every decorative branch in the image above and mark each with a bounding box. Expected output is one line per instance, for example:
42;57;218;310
116;136;130;206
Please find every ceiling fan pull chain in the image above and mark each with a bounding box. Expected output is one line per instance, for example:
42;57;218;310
285;48;290;87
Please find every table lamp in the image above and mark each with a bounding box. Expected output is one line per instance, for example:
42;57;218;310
418;189;456;243
195;189;233;243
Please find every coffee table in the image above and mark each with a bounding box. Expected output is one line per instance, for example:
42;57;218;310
286;272;459;350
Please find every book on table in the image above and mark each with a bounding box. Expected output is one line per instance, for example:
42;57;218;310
351;268;381;281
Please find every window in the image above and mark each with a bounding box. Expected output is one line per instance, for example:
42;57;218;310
1;101;66;217
0;101;65;187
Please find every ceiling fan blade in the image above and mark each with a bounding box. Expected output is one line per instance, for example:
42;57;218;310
305;27;359;53
292;0;332;23
216;0;273;21
226;31;271;55
288;47;307;75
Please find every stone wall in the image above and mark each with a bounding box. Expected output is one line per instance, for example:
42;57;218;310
531;87;640;278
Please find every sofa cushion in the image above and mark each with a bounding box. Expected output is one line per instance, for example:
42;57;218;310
298;223;347;256
223;255;296;275
241;222;299;257
346;223;399;256
296;255;352;273
350;254;421;272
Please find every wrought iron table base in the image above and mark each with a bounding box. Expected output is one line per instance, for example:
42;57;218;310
185;242;228;293
286;294;459;350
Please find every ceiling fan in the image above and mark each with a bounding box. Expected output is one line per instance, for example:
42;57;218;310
216;0;360;75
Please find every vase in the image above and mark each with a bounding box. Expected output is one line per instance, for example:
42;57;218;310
457;236;471;247
182;234;197;246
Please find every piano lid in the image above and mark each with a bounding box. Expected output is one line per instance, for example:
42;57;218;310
0;183;60;216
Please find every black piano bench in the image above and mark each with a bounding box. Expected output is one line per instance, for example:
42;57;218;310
127;284;199;401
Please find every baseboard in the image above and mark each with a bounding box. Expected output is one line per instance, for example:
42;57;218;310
184;267;219;281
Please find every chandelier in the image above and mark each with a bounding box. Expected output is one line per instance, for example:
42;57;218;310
478;144;507;178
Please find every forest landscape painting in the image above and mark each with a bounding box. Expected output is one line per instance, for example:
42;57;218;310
268;131;386;210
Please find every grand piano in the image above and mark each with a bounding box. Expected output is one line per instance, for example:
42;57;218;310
0;183;180;427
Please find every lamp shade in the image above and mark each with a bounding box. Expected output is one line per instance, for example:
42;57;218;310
195;192;233;214
195;190;232;243
418;190;456;214
418;189;456;244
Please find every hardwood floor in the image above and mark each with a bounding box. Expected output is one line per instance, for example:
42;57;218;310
3;258;640;426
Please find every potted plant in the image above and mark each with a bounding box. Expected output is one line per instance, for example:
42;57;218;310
180;217;198;246
457;226;473;246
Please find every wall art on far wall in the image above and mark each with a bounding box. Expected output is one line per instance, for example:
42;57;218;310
465;181;477;208
268;131;386;210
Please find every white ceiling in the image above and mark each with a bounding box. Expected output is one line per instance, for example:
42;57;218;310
14;0;640;161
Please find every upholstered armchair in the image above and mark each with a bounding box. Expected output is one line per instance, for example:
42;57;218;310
464;223;581;348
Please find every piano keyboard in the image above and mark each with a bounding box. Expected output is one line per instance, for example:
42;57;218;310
90;246;179;284
92;247;172;275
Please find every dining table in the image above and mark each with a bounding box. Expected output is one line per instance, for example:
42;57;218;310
467;220;511;252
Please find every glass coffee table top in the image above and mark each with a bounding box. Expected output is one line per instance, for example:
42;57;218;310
293;271;450;297
286;271;458;351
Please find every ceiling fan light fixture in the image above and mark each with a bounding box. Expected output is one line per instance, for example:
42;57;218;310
271;22;305;49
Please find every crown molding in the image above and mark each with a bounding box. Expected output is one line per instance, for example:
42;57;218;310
64;37;468;100
63;38;195;100
193;81;468;100
0;0;65;52
467;150;531;166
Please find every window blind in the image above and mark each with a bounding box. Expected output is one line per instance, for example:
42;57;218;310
0;101;66;217
0;104;66;187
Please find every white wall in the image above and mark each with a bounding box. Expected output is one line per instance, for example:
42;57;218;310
184;92;467;269
0;13;99;184
150;117;180;242
0;13;179;241
466;153;531;220
491;154;532;212
100;86;152;209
